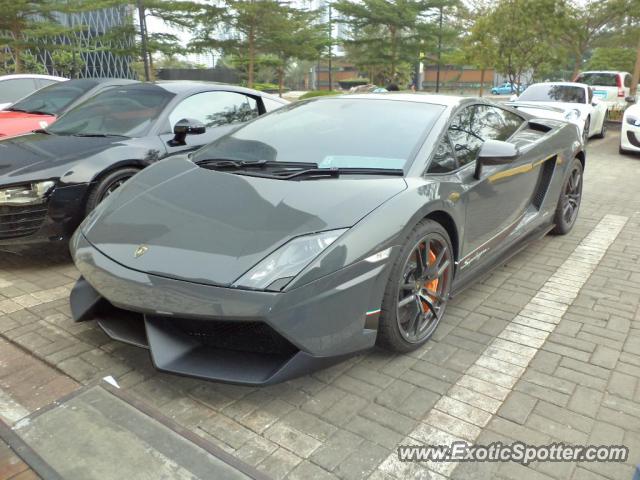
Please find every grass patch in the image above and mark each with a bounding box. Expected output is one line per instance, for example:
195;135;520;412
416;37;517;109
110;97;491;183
299;90;341;100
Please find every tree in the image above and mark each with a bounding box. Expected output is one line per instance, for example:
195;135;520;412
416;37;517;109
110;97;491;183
335;0;447;85
458;13;497;96
471;0;565;87
101;0;205;80
261;4;328;96
0;0;70;73
558;0;628;78
585;47;636;73
192;0;280;88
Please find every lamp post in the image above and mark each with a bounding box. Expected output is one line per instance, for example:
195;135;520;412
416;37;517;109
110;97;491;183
435;5;443;93
328;2;333;91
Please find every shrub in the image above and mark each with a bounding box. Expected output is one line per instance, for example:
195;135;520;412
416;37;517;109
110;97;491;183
299;90;341;100
338;79;369;89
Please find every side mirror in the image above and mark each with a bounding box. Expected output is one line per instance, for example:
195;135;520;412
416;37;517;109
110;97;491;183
169;118;206;146
474;140;519;179
625;95;636;104
509;94;518;102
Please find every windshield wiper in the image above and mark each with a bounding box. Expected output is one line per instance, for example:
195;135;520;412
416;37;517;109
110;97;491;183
241;167;405;180
26;110;54;116
196;159;318;170
7;107;28;113
71;133;127;138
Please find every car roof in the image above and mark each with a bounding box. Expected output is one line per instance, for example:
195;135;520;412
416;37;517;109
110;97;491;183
0;74;67;81
92;78;139;86
577;71;626;75
334;93;466;107
528;82;586;88
153;81;275;97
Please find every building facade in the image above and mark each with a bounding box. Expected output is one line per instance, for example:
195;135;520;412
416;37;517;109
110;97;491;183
1;6;136;79
46;6;137;79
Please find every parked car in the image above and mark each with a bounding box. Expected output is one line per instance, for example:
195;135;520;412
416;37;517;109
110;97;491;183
620;98;640;154
69;94;585;385
491;82;523;95
0;78;137;138
508;82;608;143
0;74;67;110
574;71;633;108
0;82;287;245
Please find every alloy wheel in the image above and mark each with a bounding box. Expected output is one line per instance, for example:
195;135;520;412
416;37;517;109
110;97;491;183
562;165;582;225
101;177;131;202
396;234;452;343
583;118;590;144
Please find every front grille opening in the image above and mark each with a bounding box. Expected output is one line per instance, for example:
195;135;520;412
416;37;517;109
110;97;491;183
0;204;47;239
175;318;298;357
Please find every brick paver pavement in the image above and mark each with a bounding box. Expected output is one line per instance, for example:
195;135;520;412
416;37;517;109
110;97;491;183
0;129;639;480
0;439;38;480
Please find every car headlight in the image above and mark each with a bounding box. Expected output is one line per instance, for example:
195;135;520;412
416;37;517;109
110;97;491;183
564;109;581;122
233;229;348;291
0;181;55;206
626;115;640;127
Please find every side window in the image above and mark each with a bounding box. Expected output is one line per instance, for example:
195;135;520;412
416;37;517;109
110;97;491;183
427;134;457;173
488;106;524;140
588;87;594;103
447;106;484;167
447;105;523;167
169;91;259;129
624;74;632;88
0;79;37;103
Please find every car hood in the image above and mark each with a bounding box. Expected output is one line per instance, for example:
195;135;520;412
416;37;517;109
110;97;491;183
81;158;407;287
0;111;57;138
624;103;640;118
0;133;135;183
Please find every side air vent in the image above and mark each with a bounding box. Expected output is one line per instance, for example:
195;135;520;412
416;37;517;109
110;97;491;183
532;156;557;209
528;120;552;133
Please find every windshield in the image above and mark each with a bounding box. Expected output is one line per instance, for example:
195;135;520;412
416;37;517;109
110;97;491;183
518;84;586;104
9;79;98;116
47;85;174;137
193;98;445;170
575;73;618;87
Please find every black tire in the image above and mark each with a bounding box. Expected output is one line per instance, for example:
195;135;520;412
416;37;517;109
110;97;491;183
582;117;590;144
376;219;454;352
85;167;140;215
551;158;583;235
596;120;607;139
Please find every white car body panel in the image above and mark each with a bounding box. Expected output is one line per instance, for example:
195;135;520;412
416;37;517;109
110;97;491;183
574;71;632;109
620;103;640;154
509;82;608;141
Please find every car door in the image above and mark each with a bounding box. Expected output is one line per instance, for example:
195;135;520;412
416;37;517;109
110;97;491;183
449;104;538;262
586;87;606;135
160;91;261;156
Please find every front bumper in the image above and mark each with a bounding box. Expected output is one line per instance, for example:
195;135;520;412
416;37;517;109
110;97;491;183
620;125;640;152
0;183;89;245
70;232;394;385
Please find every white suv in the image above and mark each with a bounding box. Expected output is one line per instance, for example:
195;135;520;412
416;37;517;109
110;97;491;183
574;71;633;108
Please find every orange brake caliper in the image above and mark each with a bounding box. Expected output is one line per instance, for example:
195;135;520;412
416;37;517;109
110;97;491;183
421;247;439;311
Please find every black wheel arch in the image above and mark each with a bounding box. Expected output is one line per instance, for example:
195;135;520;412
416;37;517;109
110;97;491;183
87;159;147;186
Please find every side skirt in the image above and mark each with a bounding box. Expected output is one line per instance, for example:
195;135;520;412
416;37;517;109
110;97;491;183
449;222;555;299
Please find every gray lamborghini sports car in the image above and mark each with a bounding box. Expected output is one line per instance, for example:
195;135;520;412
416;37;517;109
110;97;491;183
69;94;585;385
